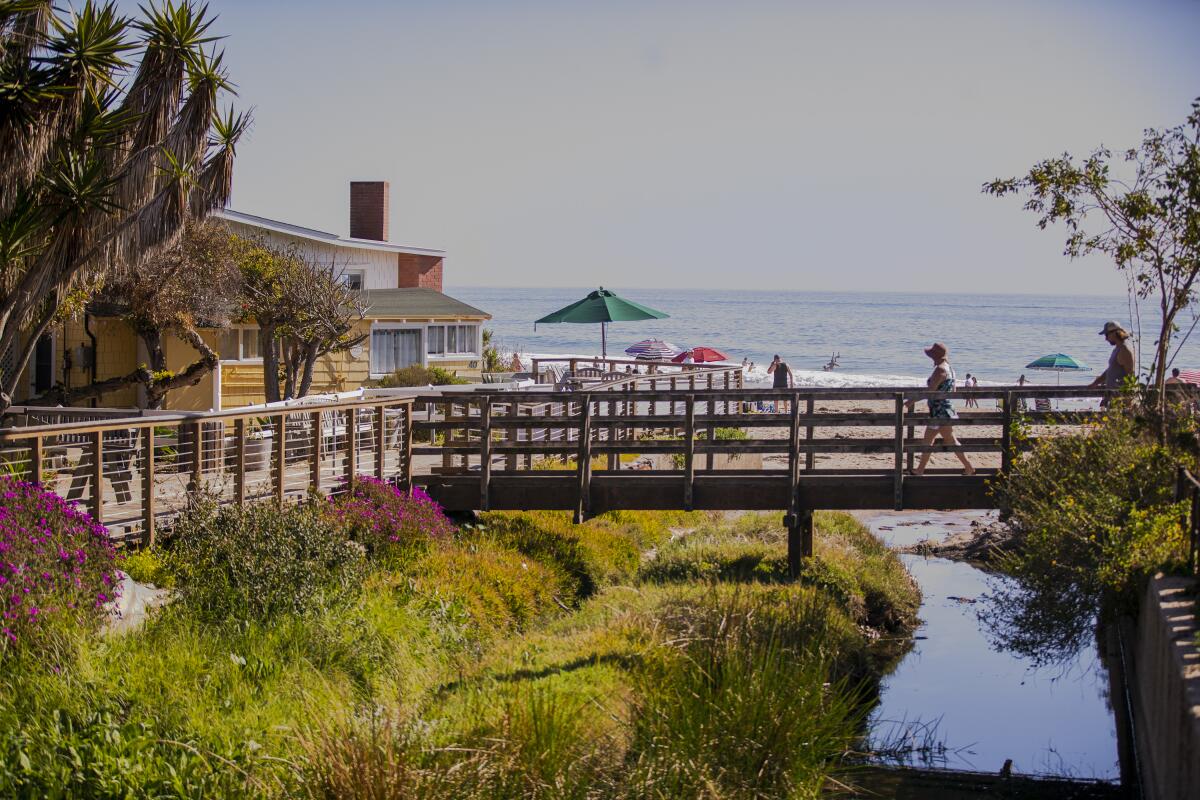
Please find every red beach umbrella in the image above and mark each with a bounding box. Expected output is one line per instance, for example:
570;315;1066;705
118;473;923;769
672;346;729;364
1176;369;1200;385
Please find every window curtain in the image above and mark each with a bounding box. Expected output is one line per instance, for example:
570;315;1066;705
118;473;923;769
372;329;421;373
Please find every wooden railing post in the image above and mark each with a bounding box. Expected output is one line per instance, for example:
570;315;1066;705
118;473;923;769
402;403;414;492
275;414;287;504
234;418;247;505
188;421;202;493
683;394;696;511
893;393;905;511
479;399;492;511
1001;391;1013;474
804;396;815;471
90;430;104;523
142;427;155;546
29;435;43;485
575;395;593;523
375;405;387;480
345;409;357;485
310;411;322;492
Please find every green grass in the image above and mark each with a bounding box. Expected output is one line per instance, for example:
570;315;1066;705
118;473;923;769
0;508;918;797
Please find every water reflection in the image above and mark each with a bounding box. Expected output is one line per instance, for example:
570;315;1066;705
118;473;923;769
865;511;1120;779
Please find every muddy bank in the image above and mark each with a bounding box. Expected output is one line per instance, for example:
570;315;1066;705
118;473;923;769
863;513;1021;567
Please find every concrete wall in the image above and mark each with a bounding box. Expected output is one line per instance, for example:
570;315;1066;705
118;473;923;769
1133;573;1200;800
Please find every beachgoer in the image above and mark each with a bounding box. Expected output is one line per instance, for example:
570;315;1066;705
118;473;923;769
1090;321;1136;396
964;373;978;408
908;343;974;476
511;353;524;372
1166;367;1182;385
767;354;793;412
741;357;749;369
1015;374;1028;411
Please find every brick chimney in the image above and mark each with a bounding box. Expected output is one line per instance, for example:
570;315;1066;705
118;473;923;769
349;181;389;241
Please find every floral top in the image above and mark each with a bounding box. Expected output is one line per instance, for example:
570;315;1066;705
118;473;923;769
928;363;959;420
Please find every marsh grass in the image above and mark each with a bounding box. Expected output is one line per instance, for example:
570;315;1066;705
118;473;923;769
1;500;915;797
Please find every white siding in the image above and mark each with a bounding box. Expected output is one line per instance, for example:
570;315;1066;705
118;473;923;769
223;220;397;289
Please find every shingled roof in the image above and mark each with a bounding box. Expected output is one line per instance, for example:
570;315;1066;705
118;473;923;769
358;288;490;320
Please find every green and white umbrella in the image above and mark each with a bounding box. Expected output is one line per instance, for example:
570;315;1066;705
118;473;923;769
1025;353;1091;386
535;287;669;357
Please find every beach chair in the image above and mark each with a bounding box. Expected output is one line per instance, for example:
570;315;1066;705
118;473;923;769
1034;397;1052;413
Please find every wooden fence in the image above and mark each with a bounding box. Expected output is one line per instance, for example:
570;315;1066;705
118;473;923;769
0;395;416;545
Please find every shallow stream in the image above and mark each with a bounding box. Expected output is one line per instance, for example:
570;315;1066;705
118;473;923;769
864;511;1121;780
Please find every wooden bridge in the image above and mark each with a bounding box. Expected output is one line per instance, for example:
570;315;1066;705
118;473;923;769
0;381;1108;570
412;385;1107;572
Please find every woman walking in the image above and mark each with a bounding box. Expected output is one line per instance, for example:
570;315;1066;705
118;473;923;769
909;342;974;476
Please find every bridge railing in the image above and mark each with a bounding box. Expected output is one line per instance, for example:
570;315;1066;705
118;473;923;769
529;355;745;391
413;386;1112;519
0;395;416;546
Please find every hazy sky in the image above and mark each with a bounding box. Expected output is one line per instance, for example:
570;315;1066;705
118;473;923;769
155;1;1200;294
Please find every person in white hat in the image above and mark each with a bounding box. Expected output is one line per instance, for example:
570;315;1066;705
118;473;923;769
1090;321;1136;390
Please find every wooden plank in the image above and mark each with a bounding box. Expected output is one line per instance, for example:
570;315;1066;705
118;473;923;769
683;394;696;510
142;427;155;546
480;398;492;511
575;395;593;523
788;398;802;512
235;418;247;505
90;430;103;523
893;394;905;510
275;414;286;505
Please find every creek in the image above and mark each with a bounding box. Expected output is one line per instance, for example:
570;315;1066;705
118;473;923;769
864;511;1121;780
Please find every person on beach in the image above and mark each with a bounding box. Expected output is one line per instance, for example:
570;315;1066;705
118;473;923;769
1166;367;1182;385
768;354;794;412
964;374;979;408
908;343;975;476
1015;374;1028;411
1090;321;1136;397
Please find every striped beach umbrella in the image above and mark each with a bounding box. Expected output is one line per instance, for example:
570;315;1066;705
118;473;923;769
1025;353;1090;387
625;339;681;359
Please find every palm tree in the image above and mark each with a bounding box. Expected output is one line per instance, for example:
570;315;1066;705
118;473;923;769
0;0;249;410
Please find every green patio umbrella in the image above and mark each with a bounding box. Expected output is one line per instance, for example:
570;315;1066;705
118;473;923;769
1025;353;1091;386
535;287;669;357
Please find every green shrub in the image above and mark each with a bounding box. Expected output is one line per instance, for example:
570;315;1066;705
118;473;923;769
988;398;1192;663
169;499;365;622
369;365;468;387
478;511;640;599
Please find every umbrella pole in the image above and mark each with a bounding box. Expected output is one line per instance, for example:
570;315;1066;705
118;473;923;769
601;322;607;359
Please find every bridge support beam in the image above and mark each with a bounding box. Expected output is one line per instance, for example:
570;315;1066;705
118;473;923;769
784;508;813;578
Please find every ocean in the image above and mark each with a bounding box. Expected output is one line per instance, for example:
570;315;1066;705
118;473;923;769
447;286;1194;388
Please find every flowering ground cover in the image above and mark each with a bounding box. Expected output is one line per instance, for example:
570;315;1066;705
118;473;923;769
0;477;120;650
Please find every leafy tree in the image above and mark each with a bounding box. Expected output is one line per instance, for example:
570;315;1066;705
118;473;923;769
31;218;240;407
984;98;1200;396
481;327;502;372
233;236;367;401
0;1;248;410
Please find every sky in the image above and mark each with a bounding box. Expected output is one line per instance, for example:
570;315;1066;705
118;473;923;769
137;0;1200;294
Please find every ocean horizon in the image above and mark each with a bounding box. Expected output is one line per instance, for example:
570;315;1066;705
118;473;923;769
447;285;1194;388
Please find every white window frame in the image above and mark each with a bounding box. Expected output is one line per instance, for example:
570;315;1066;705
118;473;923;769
217;326;263;364
425;323;480;360
369;323;425;378
340;270;366;290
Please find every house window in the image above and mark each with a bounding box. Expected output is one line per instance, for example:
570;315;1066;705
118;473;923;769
371;328;422;375
427;324;477;357
341;271;365;290
217;328;261;362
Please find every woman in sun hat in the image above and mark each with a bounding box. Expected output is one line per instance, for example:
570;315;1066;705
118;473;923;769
908;342;975;476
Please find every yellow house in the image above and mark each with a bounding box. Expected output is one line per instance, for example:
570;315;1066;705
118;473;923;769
8;181;491;410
